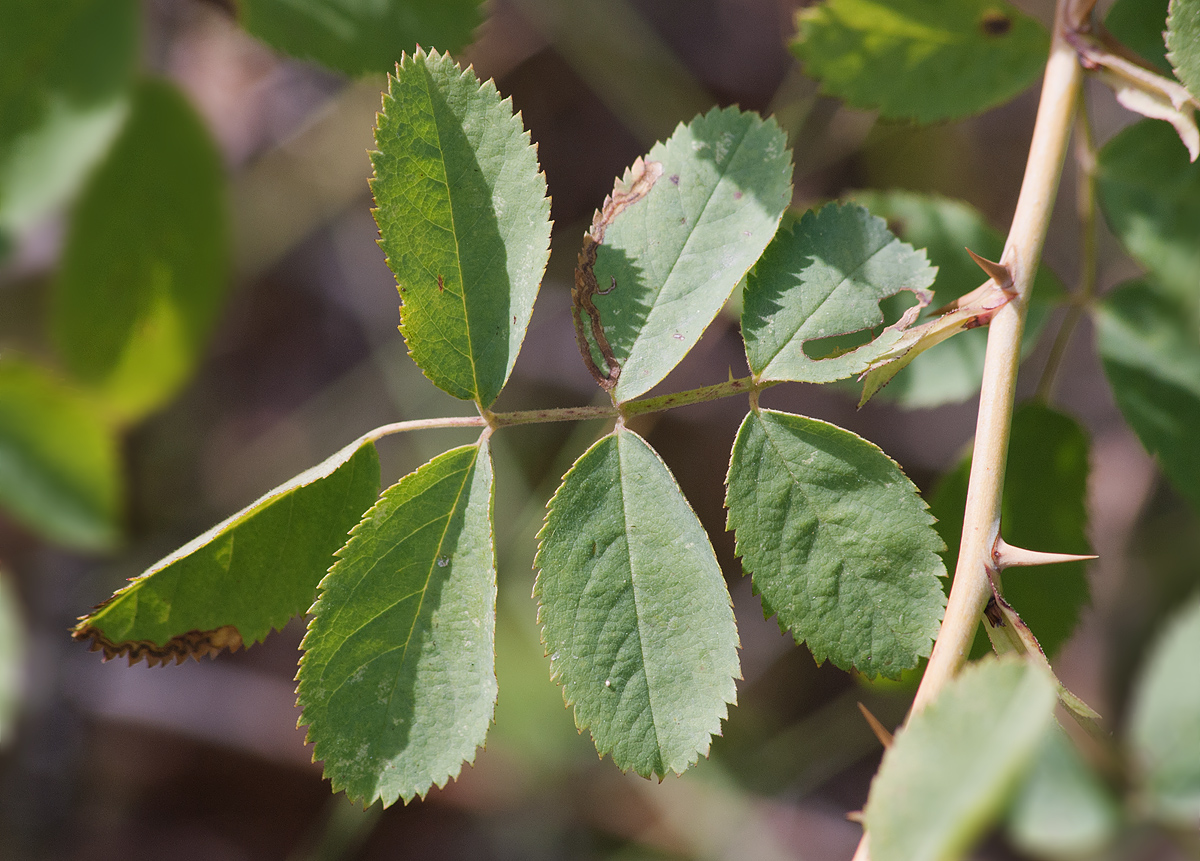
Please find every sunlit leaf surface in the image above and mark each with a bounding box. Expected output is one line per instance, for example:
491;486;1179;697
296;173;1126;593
373;50;550;407
792;0;1049;124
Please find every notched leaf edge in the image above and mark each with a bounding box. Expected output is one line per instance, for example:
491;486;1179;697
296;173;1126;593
71;623;244;667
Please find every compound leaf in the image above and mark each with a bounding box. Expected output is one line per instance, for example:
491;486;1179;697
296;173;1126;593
1168;0;1200;98
52;77;228;424
239;0;483;76
863;658;1057;861
1128;594;1200;826
743;202;937;384
931;403;1091;659
535;429;739;777
0;359;120;552
297;442;496;807
726;409;945;678
1097;119;1200;308
373;50;550;407
791;0;1049;124
585;106;792;402
73;437;380;665
0;0;137;234
1097;282;1200;513
849;191;1062;407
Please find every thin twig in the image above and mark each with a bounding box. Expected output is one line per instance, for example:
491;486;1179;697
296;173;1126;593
1036;97;1099;402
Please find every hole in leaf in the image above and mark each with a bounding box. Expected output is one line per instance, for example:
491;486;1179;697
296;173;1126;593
979;9;1012;36
801;291;921;360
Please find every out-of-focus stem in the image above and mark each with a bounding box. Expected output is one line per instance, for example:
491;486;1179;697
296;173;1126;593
1036;99;1098;402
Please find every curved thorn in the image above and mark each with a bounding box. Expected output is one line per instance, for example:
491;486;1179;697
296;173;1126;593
993;537;1097;569
965;247;1014;291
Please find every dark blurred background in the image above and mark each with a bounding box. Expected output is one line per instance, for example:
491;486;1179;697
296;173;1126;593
1;0;1194;858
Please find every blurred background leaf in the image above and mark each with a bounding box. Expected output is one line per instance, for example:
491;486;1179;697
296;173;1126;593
51;77;228;424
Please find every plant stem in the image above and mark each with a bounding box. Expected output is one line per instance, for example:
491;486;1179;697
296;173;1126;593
364;415;488;441
852;2;1082;857
366;376;768;440
914;2;1083;714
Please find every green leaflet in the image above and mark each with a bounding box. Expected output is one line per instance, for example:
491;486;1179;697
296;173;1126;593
1107;0;1173;74
584;107;792;403
1097;282;1200;513
725;409;945;679
239;0;483;76
535;429;740;777
372;50;550;407
863;658;1057;861
1168;0;1200;98
0;0;137;233
742;202;937;384
297;442;496;807
849;191;1062;408
791;0;1049;125
1128;593;1200;826
931;403;1091;659
74;438;380;665
1005;728;1119;859
1097;120;1200;308
0;571;24;746
0;358;120;552
51;77;228;424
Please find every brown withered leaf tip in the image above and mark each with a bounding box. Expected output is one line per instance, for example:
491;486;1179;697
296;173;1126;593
572;157;664;390
72;624;244;668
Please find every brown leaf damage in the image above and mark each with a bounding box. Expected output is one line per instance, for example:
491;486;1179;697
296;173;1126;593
72;622;244;667
573;157;663;391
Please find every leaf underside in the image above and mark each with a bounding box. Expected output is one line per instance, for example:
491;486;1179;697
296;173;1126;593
742;202;937;384
726;409;945;678
864;658;1058;861
583;106;793;403
792;0;1049;124
297;442;497;807
535;429;740;777
372;49;550;407
74;438;380;665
